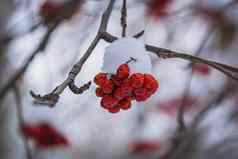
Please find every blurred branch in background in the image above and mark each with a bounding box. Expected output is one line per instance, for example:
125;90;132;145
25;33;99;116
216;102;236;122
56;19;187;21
0;22;59;102
0;0;83;104
13;85;32;159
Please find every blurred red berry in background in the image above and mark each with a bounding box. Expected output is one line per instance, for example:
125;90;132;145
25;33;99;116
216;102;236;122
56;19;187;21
146;0;174;19
22;122;69;148
192;63;211;75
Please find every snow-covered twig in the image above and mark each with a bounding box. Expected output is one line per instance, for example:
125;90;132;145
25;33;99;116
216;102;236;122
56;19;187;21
101;32;238;81
30;0;238;107
177;26;215;132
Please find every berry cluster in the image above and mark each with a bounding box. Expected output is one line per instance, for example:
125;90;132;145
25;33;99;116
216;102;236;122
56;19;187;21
94;63;159;113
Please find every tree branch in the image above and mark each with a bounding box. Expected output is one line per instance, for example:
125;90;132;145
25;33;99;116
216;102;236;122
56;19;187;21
30;0;116;106
121;0;127;37
30;0;238;107
13;85;32;159
177;27;215;132
101;32;238;82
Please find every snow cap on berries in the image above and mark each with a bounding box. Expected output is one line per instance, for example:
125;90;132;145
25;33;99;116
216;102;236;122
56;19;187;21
102;38;152;74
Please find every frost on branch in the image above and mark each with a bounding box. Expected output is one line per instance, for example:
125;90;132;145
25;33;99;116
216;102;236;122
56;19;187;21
102;37;152;74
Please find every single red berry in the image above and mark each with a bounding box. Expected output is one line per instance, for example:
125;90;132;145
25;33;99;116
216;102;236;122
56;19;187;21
102;80;114;94
121;79;133;96
114;87;126;100
144;74;159;95
147;0;173;19
119;98;132;110
117;64;130;79
101;95;119;109
111;75;123;86
134;88;149;102
108;106;121;113
95;88;104;97
94;73;107;87
130;73;144;89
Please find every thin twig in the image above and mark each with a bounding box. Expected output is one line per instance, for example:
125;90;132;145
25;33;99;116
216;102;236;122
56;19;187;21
160;27;215;159
121;0;127;37
177;27;215;132
30;0;116;106
68;81;91;94
167;82;236;159
13;85;32;159
101;32;238;82
133;30;145;39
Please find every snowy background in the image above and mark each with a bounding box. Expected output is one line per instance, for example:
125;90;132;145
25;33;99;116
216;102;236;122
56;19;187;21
0;0;238;159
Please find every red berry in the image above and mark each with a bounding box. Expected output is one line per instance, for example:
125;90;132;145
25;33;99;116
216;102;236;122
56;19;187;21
192;63;211;75
147;0;173;19
119;98;132;110
114;87;126;100
114;82;133;100
41;1;62;15
134;88;149;102
95;88;104;97
101;95;119;109
22;122;69;148
111;75;123;86
40;1;63;24
121;79;133;96
94;73;107;87
130;73;144;89
144;74;159;95
108;106;121;113
117;64;130;79
102;80;114;94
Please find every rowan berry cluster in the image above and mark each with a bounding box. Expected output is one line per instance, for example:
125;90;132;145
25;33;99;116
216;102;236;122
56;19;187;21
94;63;159;113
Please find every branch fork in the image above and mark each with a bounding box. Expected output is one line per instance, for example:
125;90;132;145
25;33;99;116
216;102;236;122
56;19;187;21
30;0;238;107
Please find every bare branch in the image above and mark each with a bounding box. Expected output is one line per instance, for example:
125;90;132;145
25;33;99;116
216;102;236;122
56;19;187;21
99;0;116;32
31;0;116;106
133;30;145;38
13;85;32;159
68;81;91;94
177;27;215;132
121;0;127;37
101;32;238;82
145;45;238;81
